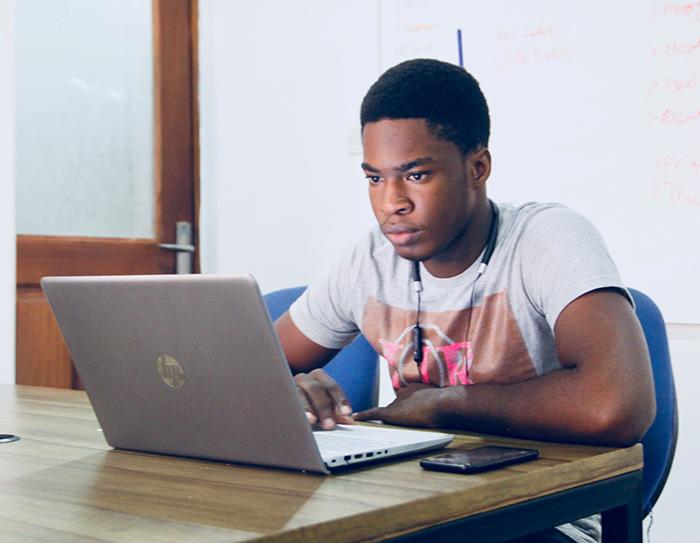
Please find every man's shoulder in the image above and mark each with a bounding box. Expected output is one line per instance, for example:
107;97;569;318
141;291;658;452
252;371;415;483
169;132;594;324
499;201;594;239
499;201;572;222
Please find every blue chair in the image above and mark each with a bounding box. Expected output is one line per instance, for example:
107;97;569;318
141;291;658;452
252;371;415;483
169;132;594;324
263;286;379;412
629;288;678;517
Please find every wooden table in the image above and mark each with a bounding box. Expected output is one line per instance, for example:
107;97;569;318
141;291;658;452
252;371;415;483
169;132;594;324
0;385;642;542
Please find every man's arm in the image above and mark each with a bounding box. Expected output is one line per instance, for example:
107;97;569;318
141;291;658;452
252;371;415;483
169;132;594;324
275;312;338;373
355;289;657;447
275;312;354;429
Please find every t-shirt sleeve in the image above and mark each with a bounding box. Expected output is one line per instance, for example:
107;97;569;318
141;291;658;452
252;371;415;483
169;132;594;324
518;206;632;331
288;244;362;350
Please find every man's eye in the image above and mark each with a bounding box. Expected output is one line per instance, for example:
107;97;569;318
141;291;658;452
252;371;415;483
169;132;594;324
366;175;381;184
407;172;427;182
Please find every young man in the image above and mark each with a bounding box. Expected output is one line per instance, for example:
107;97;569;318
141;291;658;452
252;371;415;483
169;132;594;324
274;59;655;542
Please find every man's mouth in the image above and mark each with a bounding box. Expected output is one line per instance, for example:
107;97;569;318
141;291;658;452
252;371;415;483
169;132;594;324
382;224;422;246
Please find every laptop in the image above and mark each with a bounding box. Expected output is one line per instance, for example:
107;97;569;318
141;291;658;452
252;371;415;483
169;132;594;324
41;274;453;474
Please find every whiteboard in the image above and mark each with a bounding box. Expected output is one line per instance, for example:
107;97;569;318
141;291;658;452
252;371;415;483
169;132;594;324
379;0;700;323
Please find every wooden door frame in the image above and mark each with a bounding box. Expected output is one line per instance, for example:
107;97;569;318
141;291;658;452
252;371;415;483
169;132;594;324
16;0;200;386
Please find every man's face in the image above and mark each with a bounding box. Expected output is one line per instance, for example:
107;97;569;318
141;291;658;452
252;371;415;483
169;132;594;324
362;119;487;270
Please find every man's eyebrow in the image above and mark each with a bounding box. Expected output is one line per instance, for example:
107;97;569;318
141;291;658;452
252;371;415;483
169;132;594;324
361;157;436;174
395;157;436;172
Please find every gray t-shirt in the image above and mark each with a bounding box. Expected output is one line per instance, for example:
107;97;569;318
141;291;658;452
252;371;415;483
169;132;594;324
290;201;629;543
291;202;628;391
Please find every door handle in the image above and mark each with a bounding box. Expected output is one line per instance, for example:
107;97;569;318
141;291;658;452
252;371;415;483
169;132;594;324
158;243;195;252
158;221;194;274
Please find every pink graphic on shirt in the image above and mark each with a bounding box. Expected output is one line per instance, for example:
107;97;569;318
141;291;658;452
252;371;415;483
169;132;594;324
419;352;430;384
379;328;474;388
363;294;537;389
441;341;472;385
379;339;404;389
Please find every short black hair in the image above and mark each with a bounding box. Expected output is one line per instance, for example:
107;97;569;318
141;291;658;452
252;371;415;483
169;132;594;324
360;58;490;155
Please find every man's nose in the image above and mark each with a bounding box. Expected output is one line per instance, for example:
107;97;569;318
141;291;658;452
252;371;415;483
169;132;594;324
382;180;413;216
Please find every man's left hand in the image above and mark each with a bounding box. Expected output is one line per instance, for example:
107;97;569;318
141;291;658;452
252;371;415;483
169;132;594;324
353;383;444;427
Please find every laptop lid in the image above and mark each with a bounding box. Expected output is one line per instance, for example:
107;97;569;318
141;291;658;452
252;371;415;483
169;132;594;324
42;274;452;474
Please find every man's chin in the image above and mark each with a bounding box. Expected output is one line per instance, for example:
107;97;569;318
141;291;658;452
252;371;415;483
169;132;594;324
392;244;428;262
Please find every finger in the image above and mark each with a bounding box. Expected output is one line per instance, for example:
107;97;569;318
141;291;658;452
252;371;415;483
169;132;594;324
295;373;337;430
334;410;356;425
295;384;317;425
310;369;353;417
353;408;384;422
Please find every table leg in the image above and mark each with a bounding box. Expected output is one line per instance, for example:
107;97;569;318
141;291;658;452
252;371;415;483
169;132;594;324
601;471;643;542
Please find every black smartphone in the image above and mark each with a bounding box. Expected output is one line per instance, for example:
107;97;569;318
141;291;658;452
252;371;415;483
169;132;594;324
420;445;539;474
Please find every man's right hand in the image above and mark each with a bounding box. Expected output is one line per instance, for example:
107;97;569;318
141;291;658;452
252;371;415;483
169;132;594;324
294;369;354;430
274;312;353;430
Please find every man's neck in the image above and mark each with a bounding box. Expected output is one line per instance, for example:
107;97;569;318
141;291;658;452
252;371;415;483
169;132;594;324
423;200;494;279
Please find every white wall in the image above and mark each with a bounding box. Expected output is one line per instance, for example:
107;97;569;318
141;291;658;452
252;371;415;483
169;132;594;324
199;2;699;541
0;0;16;384
198;0;378;293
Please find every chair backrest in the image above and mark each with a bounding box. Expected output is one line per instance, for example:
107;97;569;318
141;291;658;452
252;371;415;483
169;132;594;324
629;288;678;517
263;286;379;412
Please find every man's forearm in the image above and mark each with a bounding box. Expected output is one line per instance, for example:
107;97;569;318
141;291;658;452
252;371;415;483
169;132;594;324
423;365;652;446
356;361;654;447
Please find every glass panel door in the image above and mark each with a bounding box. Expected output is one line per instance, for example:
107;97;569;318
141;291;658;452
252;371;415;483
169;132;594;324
16;0;154;238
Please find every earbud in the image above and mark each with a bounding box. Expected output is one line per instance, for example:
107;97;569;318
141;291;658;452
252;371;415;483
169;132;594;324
412;261;424;363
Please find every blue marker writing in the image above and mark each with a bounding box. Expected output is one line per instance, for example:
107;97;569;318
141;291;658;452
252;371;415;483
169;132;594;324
457;29;464;67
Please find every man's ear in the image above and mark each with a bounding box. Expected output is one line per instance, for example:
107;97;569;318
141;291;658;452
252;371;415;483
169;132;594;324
466;148;492;188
